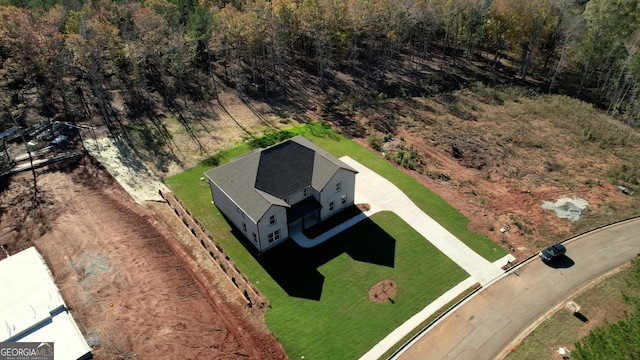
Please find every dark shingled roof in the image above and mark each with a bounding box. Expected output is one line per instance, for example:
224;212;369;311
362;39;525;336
255;140;315;198
204;135;357;222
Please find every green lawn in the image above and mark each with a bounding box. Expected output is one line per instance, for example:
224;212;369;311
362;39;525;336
164;122;507;358
165;122;506;261
263;211;468;359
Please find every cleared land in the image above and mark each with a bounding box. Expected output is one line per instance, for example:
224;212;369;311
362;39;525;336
0;157;286;360
347;87;640;260
2;80;639;359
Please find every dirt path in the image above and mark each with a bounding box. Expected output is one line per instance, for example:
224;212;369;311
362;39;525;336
0;158;286;360
84;137;168;204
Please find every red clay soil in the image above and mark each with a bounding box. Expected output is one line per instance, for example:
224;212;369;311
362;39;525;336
353;130;622;261
0;157;287;360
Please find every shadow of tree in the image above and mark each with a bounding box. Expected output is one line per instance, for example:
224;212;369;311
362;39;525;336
125;118;184;173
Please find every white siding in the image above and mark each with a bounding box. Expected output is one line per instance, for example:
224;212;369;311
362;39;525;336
319;169;356;221
209;181;261;249
284;186;320;206
210;180;290;252
257;206;289;251
285;187;307;205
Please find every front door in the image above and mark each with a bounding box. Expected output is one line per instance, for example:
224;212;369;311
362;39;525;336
289;218;303;235
302;210;320;229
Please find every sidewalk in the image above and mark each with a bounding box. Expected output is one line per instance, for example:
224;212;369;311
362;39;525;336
289;156;514;360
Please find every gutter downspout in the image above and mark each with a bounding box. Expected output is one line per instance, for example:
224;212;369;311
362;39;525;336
256;220;263;253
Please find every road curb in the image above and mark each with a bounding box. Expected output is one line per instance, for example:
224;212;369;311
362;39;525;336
388;216;640;360
495;264;631;360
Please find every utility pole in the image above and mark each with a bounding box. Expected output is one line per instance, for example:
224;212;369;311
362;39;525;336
4;102;38;199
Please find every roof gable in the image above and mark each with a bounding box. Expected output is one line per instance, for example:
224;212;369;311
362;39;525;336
205;135;357;221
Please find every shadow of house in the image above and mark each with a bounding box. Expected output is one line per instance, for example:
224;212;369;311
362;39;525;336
239;217;396;300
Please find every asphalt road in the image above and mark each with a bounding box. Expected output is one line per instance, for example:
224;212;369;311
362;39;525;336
394;217;640;360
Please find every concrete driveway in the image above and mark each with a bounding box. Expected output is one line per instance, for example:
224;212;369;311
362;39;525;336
340;156;514;285
393;217;640;360
291;156;515;360
293;156;514;283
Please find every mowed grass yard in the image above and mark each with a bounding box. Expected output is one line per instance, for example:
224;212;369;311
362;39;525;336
261;211;468;359
164;123;507;358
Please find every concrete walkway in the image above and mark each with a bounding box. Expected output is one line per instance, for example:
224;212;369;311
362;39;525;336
290;156;514;360
291;156;513;284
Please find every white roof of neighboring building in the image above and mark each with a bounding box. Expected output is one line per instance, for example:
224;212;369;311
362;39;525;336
0;247;92;360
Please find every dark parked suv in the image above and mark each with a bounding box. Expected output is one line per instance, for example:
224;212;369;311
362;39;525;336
539;243;566;262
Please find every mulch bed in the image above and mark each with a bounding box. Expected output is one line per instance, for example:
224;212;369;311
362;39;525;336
369;279;397;303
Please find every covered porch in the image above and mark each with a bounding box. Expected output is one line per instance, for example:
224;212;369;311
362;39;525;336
287;196;321;234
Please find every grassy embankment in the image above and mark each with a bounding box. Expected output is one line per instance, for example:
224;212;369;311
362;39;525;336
506;258;640;360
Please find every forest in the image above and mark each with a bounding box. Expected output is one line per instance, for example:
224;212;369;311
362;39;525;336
1;0;640;132
2;1;640;358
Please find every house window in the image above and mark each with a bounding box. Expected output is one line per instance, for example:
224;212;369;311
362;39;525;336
267;230;280;244
329;201;335;211
269;214;276;225
341;194;347;205
335;182;342;192
242;222;247;232
252;233;257;243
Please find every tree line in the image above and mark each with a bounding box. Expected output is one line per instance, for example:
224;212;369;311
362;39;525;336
2;0;640;130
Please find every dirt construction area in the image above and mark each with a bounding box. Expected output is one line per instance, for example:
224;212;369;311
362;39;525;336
0;156;286;359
